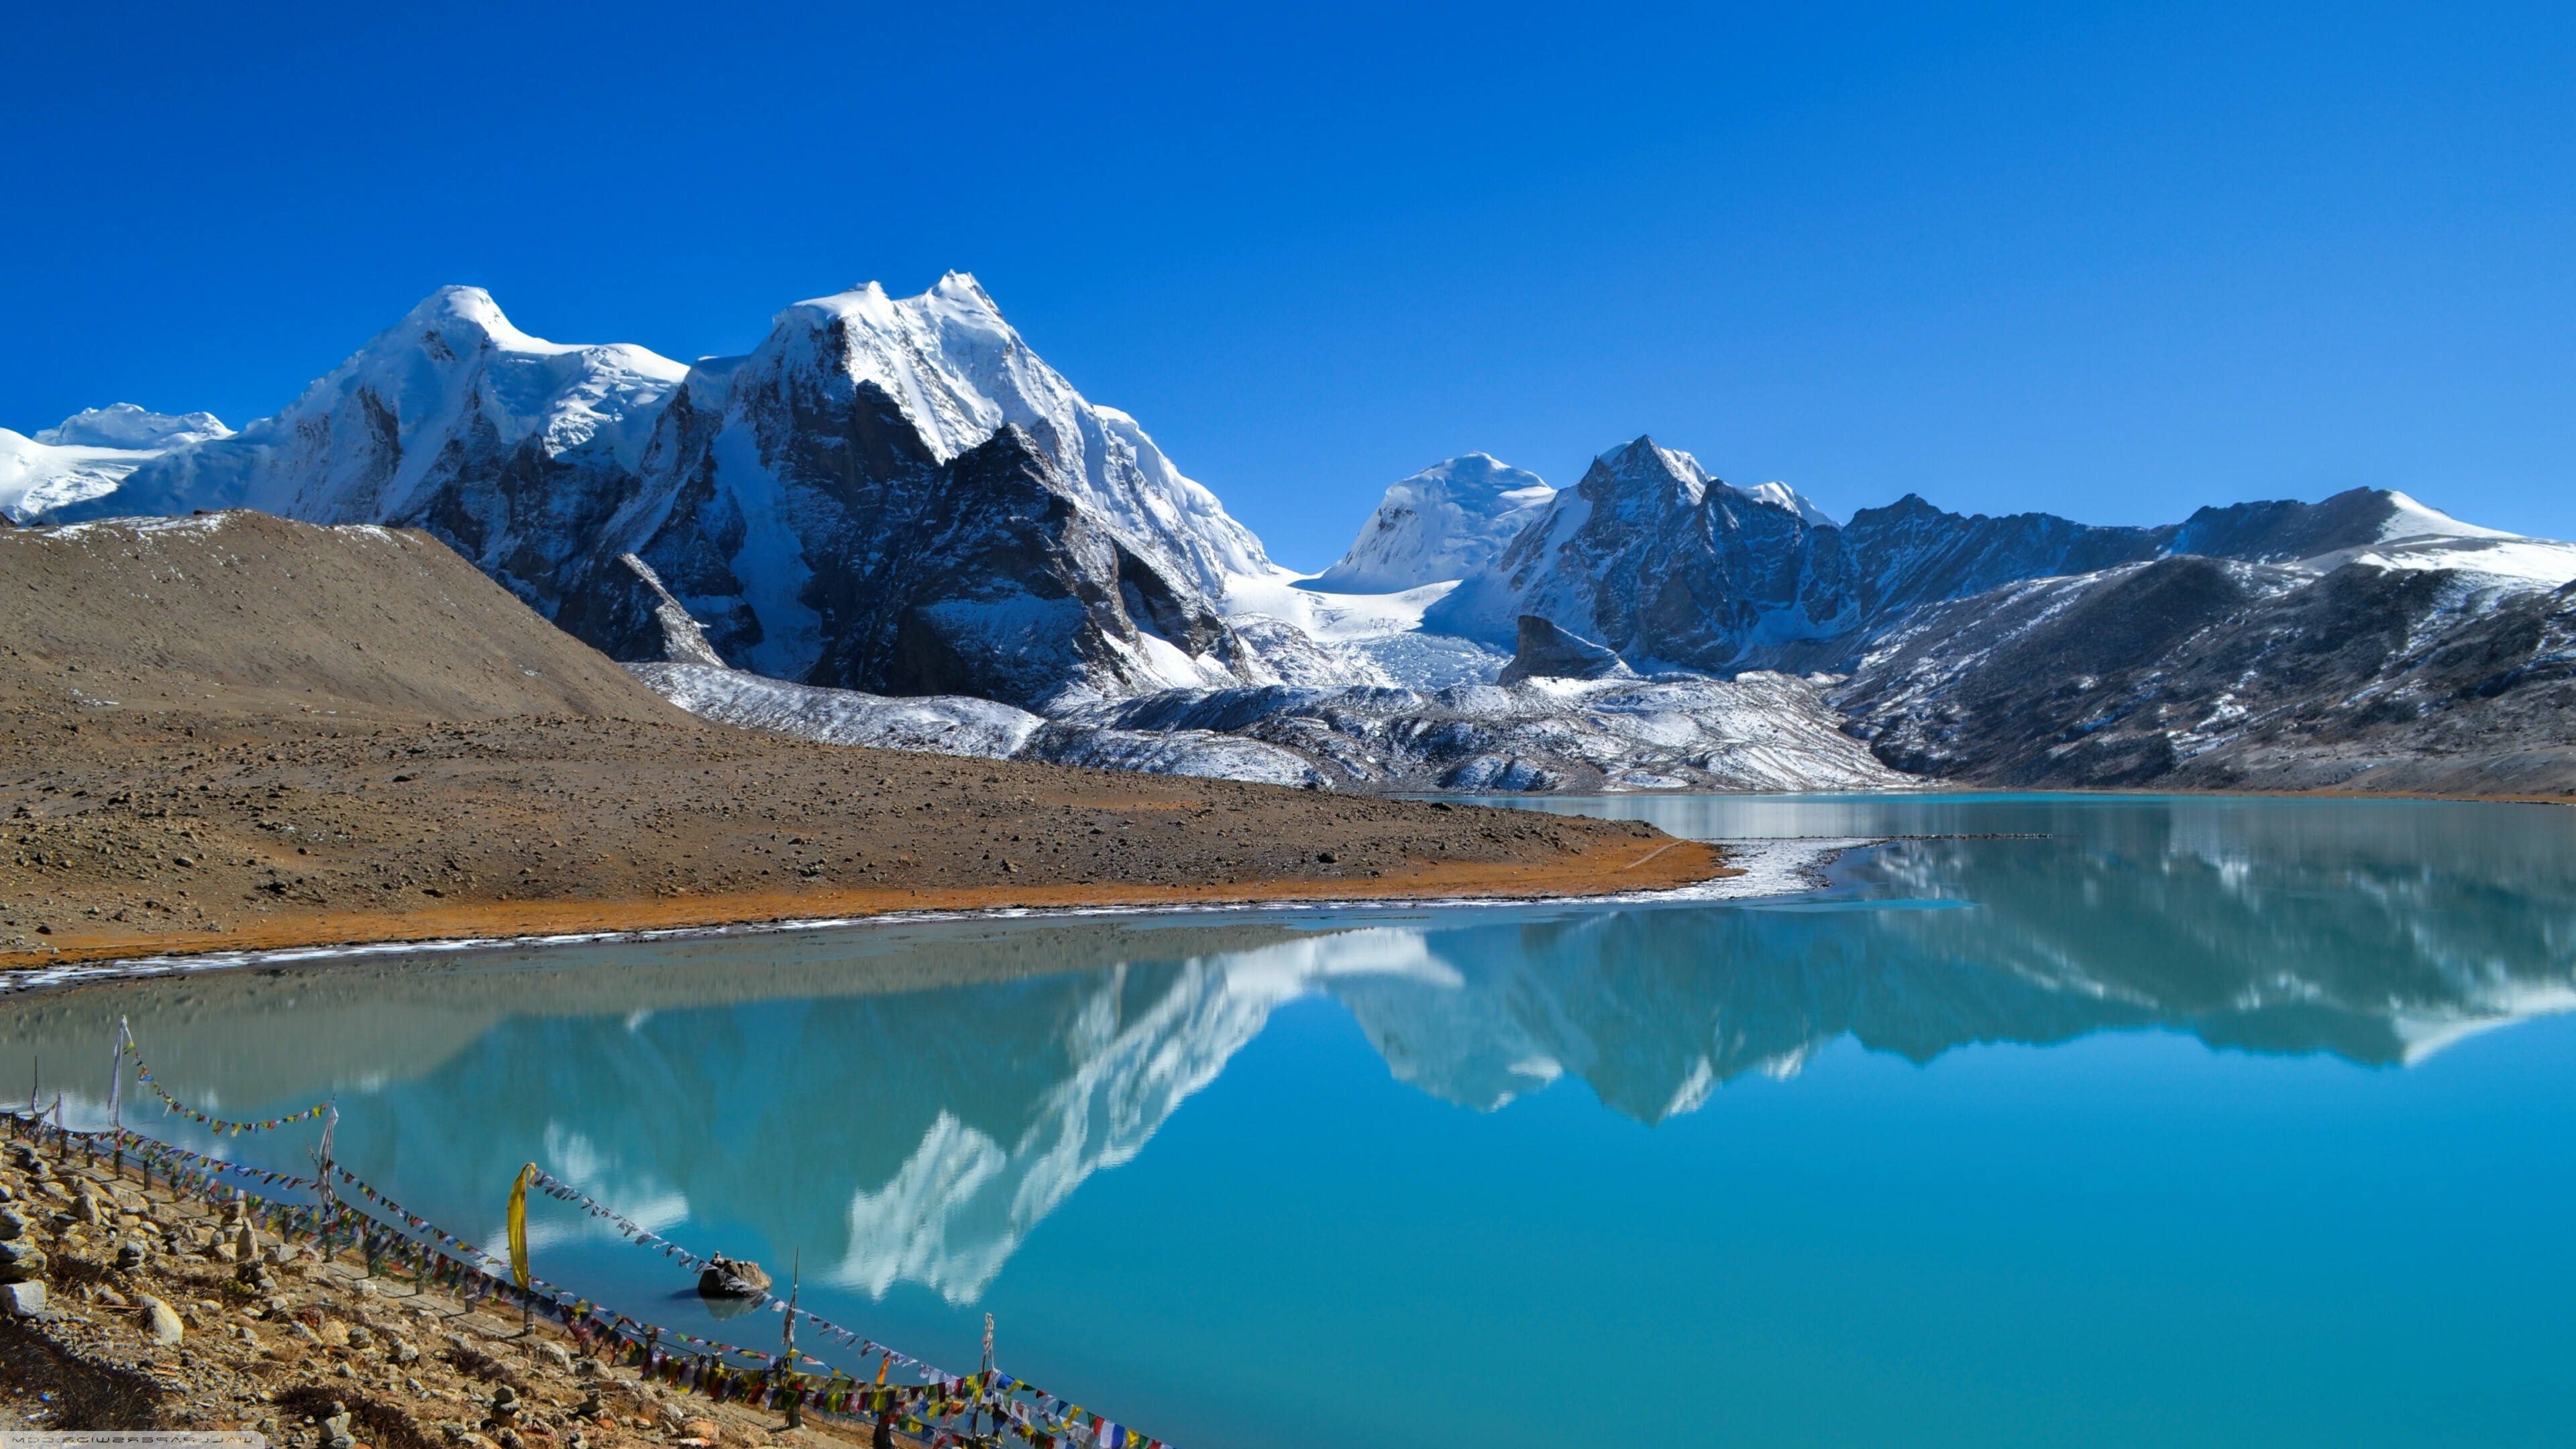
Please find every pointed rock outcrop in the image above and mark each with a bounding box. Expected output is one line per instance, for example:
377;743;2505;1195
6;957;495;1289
1497;615;1635;684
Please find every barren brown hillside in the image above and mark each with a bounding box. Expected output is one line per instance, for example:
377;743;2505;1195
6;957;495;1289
0;513;1721;967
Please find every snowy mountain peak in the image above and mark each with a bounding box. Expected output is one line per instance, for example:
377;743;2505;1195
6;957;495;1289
747;274;1273;596
1306;453;1556;593
46;286;687;557
1593;435;1711;508
1732;480;1838;527
2377;490;2517;543
408;282;514;337
34;403;231;451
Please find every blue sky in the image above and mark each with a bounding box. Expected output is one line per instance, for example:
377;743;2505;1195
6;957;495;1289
6;1;2573;568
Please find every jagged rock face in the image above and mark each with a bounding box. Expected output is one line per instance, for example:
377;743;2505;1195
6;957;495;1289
1837;494;2166;621
1308;453;1555;593
815;427;1252;711
1426;437;1857;672
1497;614;1633;684
727;274;1275;599
584;286;1274;710
1428;437;2534;682
555;553;727;667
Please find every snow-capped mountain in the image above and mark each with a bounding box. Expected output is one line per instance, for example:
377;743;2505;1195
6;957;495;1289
1839;549;2576;794
3;428;154;523
743;275;1277;597
1421;433;2571;682
549;281;1289;709
1;405;231;523
36;403;231;451
36;277;1330;712
1305;453;1556;594
1424;436;1856;672
64;287;689;620
23;274;2576;794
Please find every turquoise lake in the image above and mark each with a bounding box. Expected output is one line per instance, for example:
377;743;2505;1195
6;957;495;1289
4;793;2573;1446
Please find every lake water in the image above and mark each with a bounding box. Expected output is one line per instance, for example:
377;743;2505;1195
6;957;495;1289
5;794;2575;1447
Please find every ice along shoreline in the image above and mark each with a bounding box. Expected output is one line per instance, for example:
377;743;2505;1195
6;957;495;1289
0;836;1864;1001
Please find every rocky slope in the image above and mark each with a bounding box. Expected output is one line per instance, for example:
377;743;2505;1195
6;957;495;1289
0;1132;930;1446
1838;556;2576;794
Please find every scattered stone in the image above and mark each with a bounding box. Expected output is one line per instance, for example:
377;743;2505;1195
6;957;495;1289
1;1281;44;1316
143;1293;185;1345
0;1206;24;1240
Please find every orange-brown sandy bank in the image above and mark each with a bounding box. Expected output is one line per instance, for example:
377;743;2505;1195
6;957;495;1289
0;712;1727;972
0;512;1726;973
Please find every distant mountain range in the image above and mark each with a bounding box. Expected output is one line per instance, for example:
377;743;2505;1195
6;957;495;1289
9;276;2574;794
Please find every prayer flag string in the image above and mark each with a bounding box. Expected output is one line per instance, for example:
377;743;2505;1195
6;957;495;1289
38;1114;1173;1449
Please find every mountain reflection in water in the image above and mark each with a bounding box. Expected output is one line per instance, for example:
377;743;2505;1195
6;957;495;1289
1;795;2569;1307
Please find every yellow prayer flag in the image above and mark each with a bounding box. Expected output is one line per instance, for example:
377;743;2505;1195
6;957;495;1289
506;1162;535;1289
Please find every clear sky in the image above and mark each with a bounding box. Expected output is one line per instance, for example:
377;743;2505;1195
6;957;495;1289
6;1;2573;568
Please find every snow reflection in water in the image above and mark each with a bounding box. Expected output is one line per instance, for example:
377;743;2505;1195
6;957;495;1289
2;794;2573;1444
